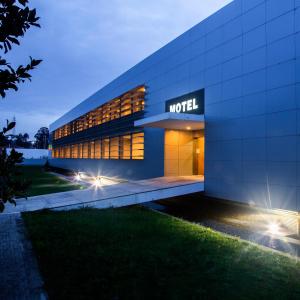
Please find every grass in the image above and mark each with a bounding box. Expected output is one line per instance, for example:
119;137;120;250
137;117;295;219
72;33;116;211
24;207;300;300
19;166;82;197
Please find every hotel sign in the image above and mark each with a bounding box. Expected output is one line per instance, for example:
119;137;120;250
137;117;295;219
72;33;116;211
165;89;204;115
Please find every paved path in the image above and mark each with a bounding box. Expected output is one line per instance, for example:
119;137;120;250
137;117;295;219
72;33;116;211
199;219;300;257
3;176;204;214
145;198;300;258
0;214;46;300
0;176;203;299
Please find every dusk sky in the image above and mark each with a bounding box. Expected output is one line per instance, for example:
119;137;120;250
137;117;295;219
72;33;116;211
0;0;231;139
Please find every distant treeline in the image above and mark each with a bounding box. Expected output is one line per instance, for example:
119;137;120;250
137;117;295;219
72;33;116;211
4;127;49;149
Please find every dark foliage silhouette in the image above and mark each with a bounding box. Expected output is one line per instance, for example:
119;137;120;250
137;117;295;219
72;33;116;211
0;0;40;211
0;0;42;97
34;127;49;149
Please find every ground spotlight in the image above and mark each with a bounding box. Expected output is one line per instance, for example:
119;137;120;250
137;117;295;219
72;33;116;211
267;222;281;236
75;173;82;181
93;176;102;188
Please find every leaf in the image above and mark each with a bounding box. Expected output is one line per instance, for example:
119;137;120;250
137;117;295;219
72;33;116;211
31;59;42;67
20;73;31;79
31;23;41;28
18;0;28;6
6;64;15;73
6;122;16;132
7;37;20;45
4;43;8;53
29;8;37;19
0;58;7;65
0;1;41;99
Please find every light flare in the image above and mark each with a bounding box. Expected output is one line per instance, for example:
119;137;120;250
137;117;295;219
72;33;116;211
267;221;282;236
75;173;82;181
93;176;102;188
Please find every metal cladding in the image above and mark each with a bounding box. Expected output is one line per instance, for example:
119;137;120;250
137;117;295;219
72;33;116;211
50;0;300;212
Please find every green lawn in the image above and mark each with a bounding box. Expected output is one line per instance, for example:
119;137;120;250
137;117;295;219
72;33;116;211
24;207;300;300
19;166;82;197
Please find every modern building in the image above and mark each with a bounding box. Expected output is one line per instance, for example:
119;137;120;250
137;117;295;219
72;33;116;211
50;0;300;213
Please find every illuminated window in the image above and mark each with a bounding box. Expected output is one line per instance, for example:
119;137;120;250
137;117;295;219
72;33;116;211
64;146;70;158
61;147;65;158
102;104;110;124
77;144;81;159
95;108;102;125
72;144;78;158
82;142;89;159
121;97;132;117
95;140;101;159
132;132;144;160
52;131;144;160
110;99;121;121
110;137;119;159
53;86;145;140
120;135;131;159
90;141;95;159
102;138;110;159
52;149;57;158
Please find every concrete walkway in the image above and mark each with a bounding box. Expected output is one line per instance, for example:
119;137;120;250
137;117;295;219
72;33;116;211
3;176;204;214
0;176;202;299
0;214;46;300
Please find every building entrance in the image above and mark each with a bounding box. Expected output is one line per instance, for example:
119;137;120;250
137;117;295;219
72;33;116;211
164;130;204;177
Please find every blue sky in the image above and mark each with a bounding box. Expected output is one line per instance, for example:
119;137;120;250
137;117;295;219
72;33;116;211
0;0;231;138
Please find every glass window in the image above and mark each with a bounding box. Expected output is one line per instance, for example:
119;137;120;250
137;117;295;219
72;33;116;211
52;131;144;160
90;141;95;159
77;144;82;158
65;145;71;158
83;142;89;159
60;147;64;158
132;132;144;160
53;86;145;140
110;137;119;159
120;135;131;159
102;138;110;159
121;97;132;117
95;140;101;159
72;144;78;158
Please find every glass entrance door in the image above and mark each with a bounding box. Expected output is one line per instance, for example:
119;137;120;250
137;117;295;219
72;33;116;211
164;130;204;177
193;135;205;175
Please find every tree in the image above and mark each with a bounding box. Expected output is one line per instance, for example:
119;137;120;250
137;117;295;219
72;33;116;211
0;0;42;97
0;0;41;212
0;121;30;212
14;132;32;148
34;127;49;149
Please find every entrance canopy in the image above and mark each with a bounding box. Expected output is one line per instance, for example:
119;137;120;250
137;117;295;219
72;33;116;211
134;112;205;130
